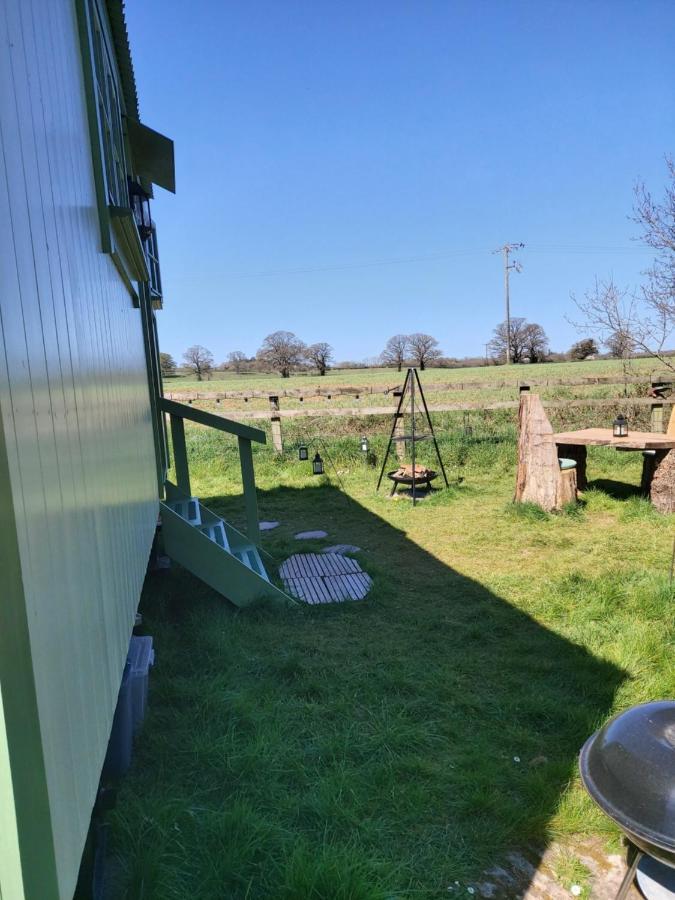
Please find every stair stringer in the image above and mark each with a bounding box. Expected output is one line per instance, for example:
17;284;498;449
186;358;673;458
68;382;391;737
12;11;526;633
160;499;295;608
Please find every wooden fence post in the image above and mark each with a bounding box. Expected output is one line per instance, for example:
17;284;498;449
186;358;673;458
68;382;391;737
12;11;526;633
269;395;283;453
394;413;405;461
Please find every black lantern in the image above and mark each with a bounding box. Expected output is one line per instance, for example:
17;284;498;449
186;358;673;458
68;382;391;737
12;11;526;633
613;414;628;438
360;435;369;454
312;452;324;475
128;178;152;241
298;444;308;461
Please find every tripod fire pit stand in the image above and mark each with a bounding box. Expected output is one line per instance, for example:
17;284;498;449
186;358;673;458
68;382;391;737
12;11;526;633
376;367;449;505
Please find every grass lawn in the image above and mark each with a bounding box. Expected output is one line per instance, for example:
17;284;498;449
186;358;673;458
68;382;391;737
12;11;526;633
109;428;675;898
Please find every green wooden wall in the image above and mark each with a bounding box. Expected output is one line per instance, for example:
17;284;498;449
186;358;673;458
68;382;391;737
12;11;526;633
0;1;160;896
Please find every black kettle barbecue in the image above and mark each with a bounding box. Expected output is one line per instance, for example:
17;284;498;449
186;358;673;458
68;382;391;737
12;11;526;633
579;700;675;899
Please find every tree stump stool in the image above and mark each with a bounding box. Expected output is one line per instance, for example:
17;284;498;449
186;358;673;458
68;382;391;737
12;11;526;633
514;393;578;511
648;449;675;513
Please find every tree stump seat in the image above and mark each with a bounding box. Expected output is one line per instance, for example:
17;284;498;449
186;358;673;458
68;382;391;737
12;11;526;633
514;393;578;512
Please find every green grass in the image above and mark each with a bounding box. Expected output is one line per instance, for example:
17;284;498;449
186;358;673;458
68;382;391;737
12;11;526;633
167;357;661;394
109;425;675;898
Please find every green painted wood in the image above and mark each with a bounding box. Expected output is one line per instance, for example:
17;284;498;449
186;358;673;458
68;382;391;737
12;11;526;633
159;397;266;443
0;1;161;896
0;420;56;899
160;500;294;607
169;415;191;496
238;438;261;545
0;690;25;900
140;287;168;492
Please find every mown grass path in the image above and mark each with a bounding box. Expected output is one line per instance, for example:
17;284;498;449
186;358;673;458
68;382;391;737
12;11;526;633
110;443;675;899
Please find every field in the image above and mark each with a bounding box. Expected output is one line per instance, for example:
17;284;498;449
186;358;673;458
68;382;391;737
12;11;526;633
165;358;661;395
162;360;669;435
108;406;675;899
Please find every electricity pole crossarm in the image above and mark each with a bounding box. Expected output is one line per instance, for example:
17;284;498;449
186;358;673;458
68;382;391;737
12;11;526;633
494;242;525;365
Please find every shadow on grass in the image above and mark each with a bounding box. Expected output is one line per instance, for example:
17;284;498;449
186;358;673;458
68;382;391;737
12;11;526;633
117;484;626;899
587;477;643;500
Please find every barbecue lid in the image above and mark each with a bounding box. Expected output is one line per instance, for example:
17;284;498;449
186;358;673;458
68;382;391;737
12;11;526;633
579;701;675;854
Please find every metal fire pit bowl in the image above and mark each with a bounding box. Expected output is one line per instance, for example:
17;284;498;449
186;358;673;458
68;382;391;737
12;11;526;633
386;469;438;496
579;700;675;880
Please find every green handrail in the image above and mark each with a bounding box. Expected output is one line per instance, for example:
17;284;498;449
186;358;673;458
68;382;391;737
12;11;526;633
159;397;266;442
160;397;265;545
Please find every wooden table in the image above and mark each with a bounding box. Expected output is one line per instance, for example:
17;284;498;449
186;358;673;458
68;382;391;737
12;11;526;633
554;428;675;512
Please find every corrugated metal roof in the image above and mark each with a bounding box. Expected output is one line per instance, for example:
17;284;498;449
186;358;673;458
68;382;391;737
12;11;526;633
105;0;139;120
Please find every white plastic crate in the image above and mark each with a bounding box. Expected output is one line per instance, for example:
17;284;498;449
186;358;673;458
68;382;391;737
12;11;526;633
127;636;155;733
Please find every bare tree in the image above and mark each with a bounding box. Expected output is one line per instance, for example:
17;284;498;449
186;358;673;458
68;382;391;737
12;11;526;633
488;318;529;364
305;341;333;376
572;157;675;370
521;322;549;363
257;331;305;378
380;334;410;371
633;156;675;324
408;333;442;370
227;350;248;374
572;278;641;356
159;352;177;377
182;345;214;381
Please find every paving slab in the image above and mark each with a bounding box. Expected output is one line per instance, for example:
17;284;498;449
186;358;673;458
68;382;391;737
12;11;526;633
280;553;372;603
294;530;328;540
322;544;361;555
464;837;641;899
259;521;280;531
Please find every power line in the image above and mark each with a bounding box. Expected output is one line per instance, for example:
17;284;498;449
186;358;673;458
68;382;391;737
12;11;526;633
222;244;650;280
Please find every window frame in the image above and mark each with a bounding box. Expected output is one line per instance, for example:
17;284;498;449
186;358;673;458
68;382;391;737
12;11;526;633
76;0;149;296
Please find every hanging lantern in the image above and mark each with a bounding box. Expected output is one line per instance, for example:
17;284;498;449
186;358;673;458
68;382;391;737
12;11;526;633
298;444;308;461
128;178;152;241
360;435;369;454
312;452;324;475
613;414;628;437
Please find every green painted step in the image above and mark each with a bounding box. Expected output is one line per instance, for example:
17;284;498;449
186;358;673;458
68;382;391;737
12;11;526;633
160;482;294;607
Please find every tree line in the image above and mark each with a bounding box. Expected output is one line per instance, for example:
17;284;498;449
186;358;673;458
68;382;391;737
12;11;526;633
161;331;444;380
160;333;335;381
158;327;617;380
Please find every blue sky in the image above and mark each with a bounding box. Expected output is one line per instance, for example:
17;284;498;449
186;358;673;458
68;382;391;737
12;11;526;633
126;1;675;364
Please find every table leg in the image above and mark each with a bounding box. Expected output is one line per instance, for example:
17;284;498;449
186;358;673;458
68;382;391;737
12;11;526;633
557;444;587;490
648;449;675;513
641;453;657;496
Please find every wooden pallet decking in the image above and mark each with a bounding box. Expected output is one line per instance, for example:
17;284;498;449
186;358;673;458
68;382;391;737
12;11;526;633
279;553;372;604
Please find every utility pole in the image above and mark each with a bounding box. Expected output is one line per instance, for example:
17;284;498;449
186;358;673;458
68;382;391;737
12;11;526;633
494;242;525;365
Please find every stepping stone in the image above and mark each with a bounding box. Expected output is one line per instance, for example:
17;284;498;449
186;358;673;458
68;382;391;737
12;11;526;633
322;544;361;555
259;521;280;531
294;530;328;540
279;553;372;604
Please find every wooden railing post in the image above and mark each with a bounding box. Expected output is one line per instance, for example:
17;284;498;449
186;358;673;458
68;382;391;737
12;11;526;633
238;437;260;545
269;395;283;454
170;414;191;496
